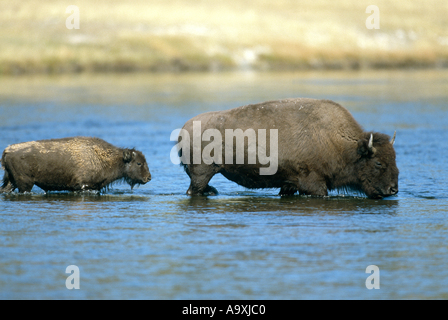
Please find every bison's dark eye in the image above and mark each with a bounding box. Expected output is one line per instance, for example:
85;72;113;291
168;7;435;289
137;162;142;166
375;161;382;169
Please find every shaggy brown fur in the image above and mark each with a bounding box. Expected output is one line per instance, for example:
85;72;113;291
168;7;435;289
179;98;399;199
1;137;151;193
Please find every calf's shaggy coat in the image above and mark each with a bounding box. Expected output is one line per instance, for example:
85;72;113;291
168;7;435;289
0;137;151;193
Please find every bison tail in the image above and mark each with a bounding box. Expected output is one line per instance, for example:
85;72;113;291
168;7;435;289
178;148;189;170
0;170;12;193
1;150;5;169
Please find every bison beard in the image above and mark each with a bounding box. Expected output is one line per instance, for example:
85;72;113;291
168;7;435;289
178;98;399;198
0;137;151;193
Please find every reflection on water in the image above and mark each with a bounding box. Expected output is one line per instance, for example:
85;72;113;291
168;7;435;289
1;192;150;203
0;70;447;299
176;195;399;215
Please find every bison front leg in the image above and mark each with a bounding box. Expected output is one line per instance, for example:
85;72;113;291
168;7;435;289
297;172;328;197
185;163;218;196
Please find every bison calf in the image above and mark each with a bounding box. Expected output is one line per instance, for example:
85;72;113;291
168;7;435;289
178;98;399;199
0;137;151;193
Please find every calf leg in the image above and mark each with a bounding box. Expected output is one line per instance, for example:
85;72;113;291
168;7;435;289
15;176;34;193
0;171;15;193
2;156;34;193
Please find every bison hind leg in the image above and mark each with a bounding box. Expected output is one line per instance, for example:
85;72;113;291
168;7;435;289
1;171;15;193
0;181;15;193
279;184;298;196
204;185;218;195
185;164;219;196
187;183;218;196
14;176;34;193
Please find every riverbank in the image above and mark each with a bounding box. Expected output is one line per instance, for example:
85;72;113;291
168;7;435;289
1;0;447;75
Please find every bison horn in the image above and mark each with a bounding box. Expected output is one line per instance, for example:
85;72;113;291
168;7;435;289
368;133;377;154
390;131;396;145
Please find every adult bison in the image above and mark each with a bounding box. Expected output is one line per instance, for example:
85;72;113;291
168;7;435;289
177;98;398;199
0;137;151;193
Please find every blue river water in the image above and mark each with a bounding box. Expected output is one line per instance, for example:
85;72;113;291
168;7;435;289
0;70;447;299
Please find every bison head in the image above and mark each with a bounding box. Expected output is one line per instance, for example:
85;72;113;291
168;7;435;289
355;132;399;199
123;149;151;188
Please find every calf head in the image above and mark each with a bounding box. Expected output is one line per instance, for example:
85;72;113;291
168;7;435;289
355;132;399;199
123;149;151;188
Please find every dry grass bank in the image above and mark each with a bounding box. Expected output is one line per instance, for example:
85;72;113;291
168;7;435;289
1;0;447;74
